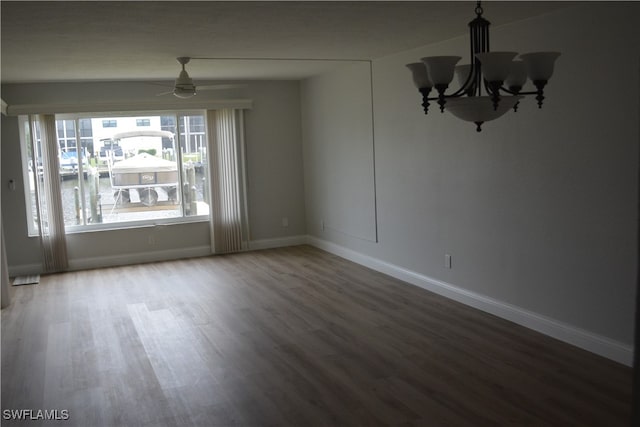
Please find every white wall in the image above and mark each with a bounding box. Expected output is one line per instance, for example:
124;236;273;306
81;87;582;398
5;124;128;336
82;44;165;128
1;80;306;273
301;3;639;363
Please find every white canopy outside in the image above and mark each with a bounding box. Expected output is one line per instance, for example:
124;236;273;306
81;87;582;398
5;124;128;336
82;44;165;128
111;130;174;140
111;152;177;173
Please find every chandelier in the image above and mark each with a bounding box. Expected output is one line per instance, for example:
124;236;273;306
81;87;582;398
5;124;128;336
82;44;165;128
407;2;560;132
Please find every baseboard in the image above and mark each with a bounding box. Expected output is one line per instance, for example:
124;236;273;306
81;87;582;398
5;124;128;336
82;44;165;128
305;235;633;367
249;235;307;251
8;263;42;278
68;245;212;271
8;237;307;274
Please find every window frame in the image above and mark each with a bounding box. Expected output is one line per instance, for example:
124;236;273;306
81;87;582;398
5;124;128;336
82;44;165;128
20;109;211;237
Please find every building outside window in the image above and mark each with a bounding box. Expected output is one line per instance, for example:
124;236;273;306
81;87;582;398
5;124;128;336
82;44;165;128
102;119;117;128
56;119;76;151
79;118;94;157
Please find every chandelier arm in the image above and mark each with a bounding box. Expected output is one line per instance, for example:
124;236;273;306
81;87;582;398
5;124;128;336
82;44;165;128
482;79;496;96
430;8;486;102
424;67;481;101
498;86;518;95
448;87;474;98
447;66;477;98
498;86;542;97
503;89;538;96
424;91;470;102
427;84;475;101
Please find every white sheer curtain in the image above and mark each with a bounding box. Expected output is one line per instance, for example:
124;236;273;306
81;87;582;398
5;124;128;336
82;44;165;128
31;114;69;272
206;109;249;254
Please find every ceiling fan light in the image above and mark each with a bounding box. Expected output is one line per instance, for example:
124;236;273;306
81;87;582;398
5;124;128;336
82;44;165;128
475;51;518;82
174;92;195;99
406;63;432;89
173;86;196;98
445;95;522;123
421;56;461;86
505;60;528;89
519;52;561;81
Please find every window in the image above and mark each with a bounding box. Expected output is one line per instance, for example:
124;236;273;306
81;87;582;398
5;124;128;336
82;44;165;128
79;118;94;156
56;119;76;150
20;112;211;234
136;118;150;127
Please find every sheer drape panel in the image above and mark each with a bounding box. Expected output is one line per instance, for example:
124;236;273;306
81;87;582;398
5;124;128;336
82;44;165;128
206;109;246;254
36;114;69;272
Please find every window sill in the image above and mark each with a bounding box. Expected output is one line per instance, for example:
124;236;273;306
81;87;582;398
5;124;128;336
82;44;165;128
28;215;209;237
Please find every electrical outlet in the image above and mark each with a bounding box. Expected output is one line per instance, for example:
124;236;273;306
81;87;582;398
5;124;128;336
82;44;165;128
445;254;452;269
321;220;325;231
282;217;289;227
148;235;156;245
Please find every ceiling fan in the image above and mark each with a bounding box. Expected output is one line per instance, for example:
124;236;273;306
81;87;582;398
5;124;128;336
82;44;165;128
157;57;246;98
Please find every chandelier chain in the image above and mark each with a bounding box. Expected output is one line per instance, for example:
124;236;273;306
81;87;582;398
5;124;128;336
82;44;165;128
475;1;483;17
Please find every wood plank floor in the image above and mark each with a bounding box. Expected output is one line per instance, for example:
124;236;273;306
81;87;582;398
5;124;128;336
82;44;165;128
1;245;632;426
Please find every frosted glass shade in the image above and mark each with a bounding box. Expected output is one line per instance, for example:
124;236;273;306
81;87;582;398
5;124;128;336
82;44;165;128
505;60;527;89
421;56;461;86
406;63;432;89
519;52;561;81
454;64;473;89
445;96;523;123
475;52;518;82
174;88;196;99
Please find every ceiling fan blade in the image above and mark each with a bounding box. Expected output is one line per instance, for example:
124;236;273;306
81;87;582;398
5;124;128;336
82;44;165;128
197;84;248;91
145;81;174;88
156;90;174;96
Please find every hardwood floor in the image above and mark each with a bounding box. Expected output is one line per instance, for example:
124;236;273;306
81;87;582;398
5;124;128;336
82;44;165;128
1;245;632;426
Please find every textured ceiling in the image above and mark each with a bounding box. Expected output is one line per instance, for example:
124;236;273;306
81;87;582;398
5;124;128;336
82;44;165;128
1;1;569;83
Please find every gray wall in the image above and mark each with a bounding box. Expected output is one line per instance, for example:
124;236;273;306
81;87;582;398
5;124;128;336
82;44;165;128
301;62;377;243
1;161;11;308
1;80;306;272
1;114;41;270
301;3;639;348
244;82;306;241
